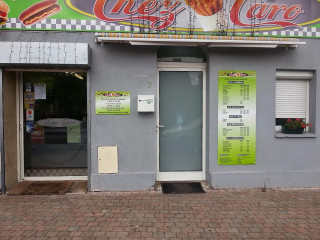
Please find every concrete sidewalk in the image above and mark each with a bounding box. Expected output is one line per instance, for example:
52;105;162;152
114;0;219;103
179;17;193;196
0;188;319;239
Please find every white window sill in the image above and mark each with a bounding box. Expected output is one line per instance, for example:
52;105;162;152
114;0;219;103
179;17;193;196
275;131;316;138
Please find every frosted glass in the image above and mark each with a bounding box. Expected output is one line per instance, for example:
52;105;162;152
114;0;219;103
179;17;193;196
159;71;203;172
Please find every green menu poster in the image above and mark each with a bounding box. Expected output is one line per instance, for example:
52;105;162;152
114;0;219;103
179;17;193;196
95;91;130;115
218;71;256;165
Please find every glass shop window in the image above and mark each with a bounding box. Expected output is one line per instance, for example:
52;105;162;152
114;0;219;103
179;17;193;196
275;70;313;132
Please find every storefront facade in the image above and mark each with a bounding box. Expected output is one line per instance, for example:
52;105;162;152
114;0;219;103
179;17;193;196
1;0;320;192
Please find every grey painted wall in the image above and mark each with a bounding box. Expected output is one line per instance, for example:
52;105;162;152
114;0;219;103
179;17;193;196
1;31;320;190
0;68;2;193
0;31;158;191
208;42;320;188
90;44;158;191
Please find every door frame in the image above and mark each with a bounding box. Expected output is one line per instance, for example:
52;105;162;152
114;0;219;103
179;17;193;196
156;62;206;181
17;70;88;181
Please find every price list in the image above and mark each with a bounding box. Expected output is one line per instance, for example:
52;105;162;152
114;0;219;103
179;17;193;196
95;91;130;115
218;71;256;165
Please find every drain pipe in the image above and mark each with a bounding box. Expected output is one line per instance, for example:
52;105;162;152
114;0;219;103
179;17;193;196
0;69;5;195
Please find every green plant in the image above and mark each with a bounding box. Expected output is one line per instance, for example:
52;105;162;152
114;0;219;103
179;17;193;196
284;118;310;130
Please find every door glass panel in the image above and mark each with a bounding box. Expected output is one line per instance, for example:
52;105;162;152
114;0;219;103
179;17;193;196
23;72;87;177
159;71;203;172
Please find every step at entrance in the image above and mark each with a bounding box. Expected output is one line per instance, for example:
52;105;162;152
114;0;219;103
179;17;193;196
161;182;206;194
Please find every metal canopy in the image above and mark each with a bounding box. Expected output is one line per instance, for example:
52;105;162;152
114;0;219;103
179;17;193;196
95;33;306;49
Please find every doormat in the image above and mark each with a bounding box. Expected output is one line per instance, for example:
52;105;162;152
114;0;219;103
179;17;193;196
7;181;73;195
161;182;206;194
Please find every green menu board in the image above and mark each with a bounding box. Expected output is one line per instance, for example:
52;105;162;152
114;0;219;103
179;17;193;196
218;71;256;165
96;91;130;115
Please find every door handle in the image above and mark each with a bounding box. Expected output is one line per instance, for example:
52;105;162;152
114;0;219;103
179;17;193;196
157;124;164;128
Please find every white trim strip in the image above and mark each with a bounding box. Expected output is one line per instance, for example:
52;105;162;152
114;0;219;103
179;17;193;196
157;62;206;69
157;172;204;182
276;70;314;80
96;36;305;48
23;176;88;181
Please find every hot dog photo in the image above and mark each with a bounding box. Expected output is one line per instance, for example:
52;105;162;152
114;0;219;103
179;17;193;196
0;0;9;25
19;0;61;26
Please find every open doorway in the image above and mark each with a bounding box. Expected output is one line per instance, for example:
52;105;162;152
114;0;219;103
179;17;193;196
20;71;88;180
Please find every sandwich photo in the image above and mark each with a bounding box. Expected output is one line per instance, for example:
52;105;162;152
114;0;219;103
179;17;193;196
19;0;61;26
0;0;9;25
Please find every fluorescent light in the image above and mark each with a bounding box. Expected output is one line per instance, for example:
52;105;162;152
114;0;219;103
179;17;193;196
208;43;277;48
129;41;198;46
130;42;277;48
74;73;84;80
70;72;84;80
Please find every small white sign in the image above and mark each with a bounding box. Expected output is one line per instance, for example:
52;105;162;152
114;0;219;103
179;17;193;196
138;95;155;112
26;109;34;121
34;83;46;100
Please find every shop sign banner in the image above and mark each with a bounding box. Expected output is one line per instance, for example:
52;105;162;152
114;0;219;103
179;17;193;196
218;70;256;165
1;0;320;38
96;91;130;115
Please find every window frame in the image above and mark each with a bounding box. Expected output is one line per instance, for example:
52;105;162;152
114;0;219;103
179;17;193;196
275;70;312;132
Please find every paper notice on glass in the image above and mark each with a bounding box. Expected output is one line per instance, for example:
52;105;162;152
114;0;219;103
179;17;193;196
67;124;81;143
26;121;34;133
24;92;35;104
34;83;46;100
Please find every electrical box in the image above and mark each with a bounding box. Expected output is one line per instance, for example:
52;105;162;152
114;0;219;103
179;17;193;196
138;95;155;112
98;146;118;174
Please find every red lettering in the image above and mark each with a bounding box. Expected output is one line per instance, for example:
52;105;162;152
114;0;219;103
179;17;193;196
94;0;185;30
246;4;269;19
230;0;300;28
267;5;287;20
162;0;181;12
110;0;127;13
230;0;255;27
283;5;304;20
247;4;289;20
97;0;304;31
109;0;140;15
123;0;138;15
138;0;158;15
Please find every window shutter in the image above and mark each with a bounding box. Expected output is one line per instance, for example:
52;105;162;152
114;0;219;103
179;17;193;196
275;80;309;119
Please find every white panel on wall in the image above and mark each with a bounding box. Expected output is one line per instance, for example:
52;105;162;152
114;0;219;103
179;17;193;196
0;42;90;67
98;146;118;174
138;95;155;112
276;70;313;80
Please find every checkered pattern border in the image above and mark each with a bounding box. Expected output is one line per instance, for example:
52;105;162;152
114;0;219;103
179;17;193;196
2;18;140;32
261;27;320;38
25;168;87;177
2;18;320;38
